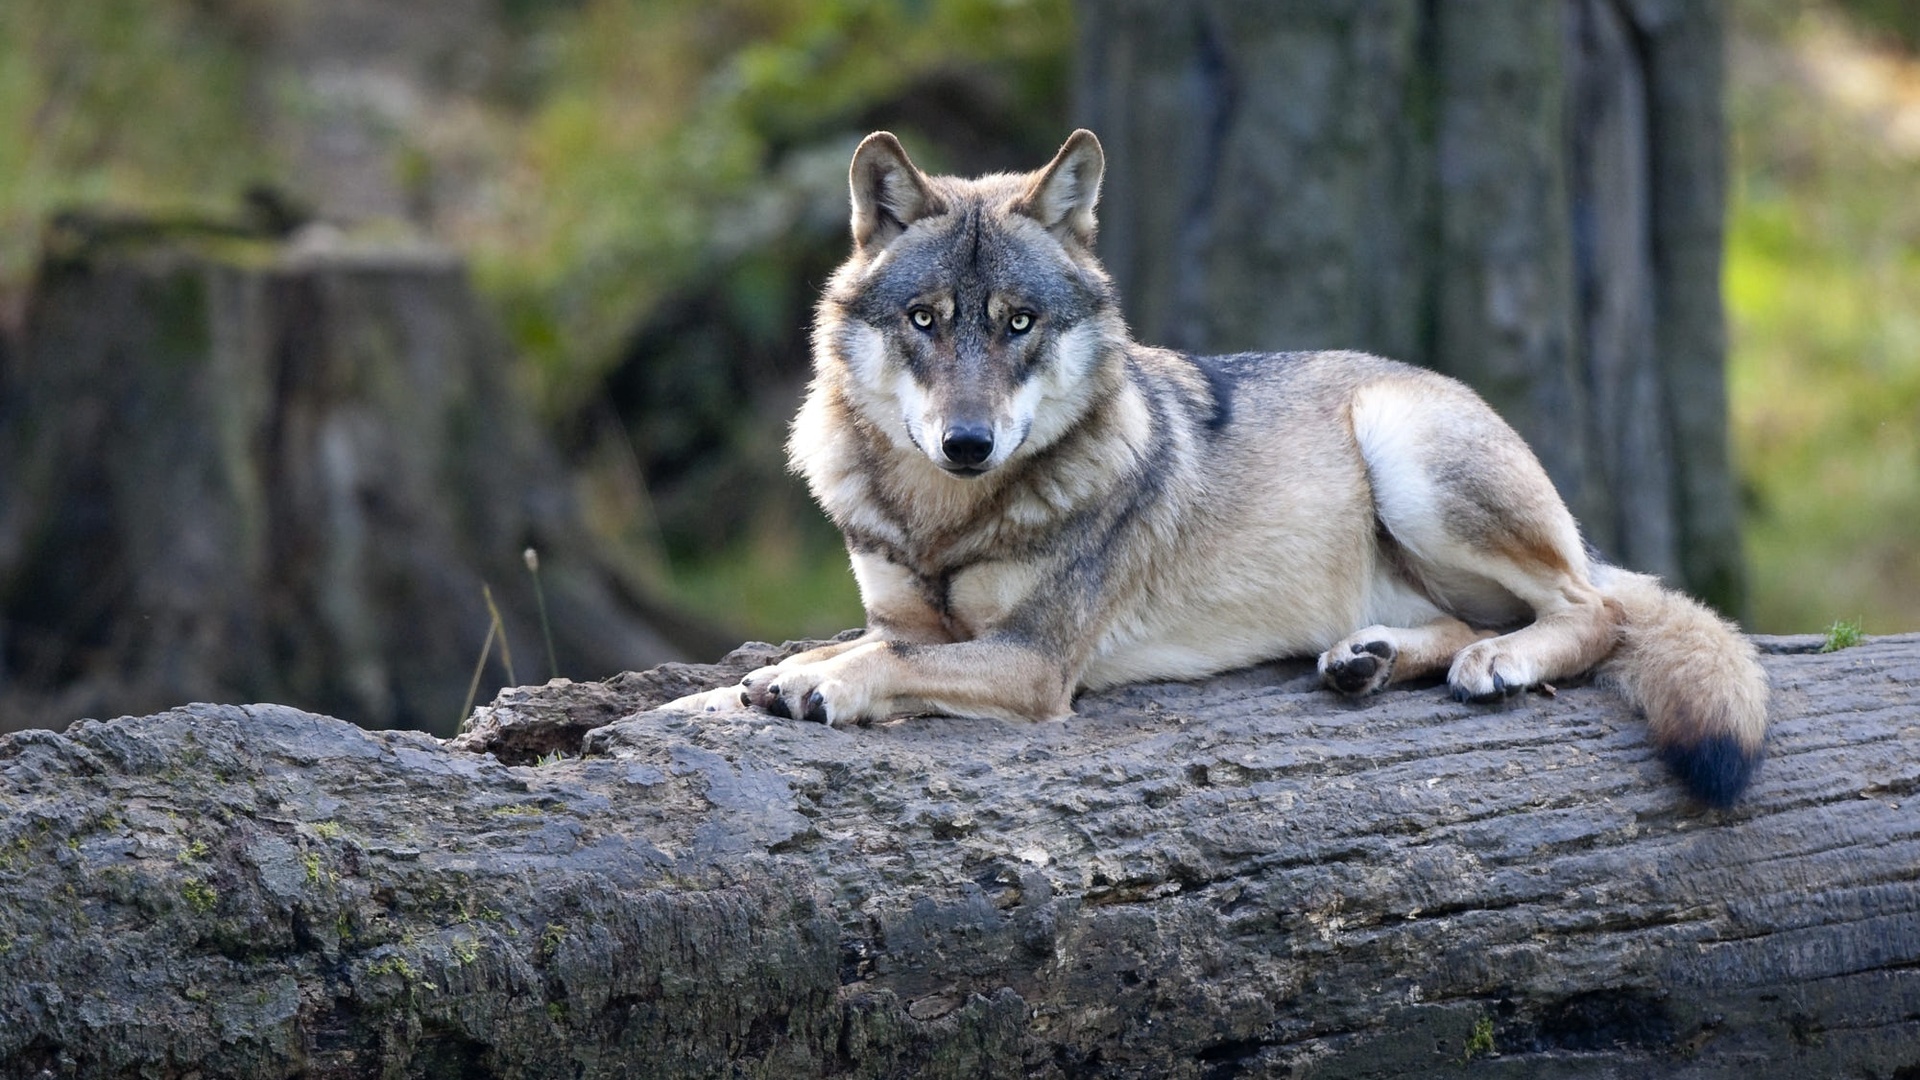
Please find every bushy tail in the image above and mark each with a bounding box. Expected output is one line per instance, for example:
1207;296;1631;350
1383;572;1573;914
1594;567;1770;807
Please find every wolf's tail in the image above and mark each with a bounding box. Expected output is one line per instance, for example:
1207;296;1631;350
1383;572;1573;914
1593;567;1770;807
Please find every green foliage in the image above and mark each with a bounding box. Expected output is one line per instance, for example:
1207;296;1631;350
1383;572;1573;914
467;0;1072;410
1820;617;1865;652
1727;2;1920;633
1832;0;1920;51
1461;1015;1497;1062
0;0;268;284
667;526;866;642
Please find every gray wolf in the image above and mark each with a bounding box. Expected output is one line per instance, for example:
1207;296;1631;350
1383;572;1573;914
671;129;1769;805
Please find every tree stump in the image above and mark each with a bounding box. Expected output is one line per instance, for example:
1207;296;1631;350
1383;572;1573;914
2;633;1915;1077
0;223;719;735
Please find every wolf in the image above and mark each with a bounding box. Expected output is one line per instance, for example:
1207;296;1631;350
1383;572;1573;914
670;129;1770;806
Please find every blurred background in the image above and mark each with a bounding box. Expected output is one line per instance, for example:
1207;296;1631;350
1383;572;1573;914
0;0;1914;735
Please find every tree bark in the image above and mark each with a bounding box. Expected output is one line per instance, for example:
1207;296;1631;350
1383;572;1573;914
3;634;1916;1078
1074;0;1744;616
0;224;724;736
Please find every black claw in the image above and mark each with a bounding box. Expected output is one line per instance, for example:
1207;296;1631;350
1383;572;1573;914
803;690;828;725
765;691;792;720
1454;678;1519;706
739;690;750;707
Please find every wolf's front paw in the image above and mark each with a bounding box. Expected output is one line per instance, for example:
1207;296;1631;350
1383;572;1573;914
740;663;869;726
1447;640;1531;703
1319;636;1396;696
738;664;788;715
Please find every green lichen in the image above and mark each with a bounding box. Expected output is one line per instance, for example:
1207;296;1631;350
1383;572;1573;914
180;878;217;913
453;938;480;966
1460;1015;1497;1063
368;955;414;979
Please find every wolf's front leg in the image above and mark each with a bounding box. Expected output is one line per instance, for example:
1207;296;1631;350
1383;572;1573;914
741;638;1075;727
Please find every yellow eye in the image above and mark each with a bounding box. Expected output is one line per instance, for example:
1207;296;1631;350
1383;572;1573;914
1009;312;1033;334
910;308;934;330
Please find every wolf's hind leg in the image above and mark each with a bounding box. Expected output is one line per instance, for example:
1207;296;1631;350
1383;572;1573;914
1319;617;1495;696
1350;374;1619;700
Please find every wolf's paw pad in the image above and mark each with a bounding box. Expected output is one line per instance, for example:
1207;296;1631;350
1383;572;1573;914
1320;639;1395;696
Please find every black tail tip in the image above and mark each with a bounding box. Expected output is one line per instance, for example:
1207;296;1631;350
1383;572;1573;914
1660;734;1763;808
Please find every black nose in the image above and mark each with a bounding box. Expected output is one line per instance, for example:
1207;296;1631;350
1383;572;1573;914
940;424;995;467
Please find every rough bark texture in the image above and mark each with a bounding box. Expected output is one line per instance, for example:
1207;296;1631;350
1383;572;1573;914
3;634;1917;1078
1074;0;1745;615
0;225;721;736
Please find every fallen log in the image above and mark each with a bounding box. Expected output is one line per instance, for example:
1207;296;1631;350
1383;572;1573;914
2;633;1917;1078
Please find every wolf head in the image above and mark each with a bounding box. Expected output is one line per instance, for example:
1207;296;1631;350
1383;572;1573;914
812;130;1122;478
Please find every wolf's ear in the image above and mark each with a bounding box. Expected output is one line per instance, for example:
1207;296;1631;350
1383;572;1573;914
1017;129;1104;246
849;132;938;252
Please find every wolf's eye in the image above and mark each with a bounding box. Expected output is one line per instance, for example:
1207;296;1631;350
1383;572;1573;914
909;308;935;330
1009;312;1033;334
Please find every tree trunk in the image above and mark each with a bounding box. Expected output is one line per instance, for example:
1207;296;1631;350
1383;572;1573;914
0;222;725;736
3;633;1916;1078
1074;0;1745;616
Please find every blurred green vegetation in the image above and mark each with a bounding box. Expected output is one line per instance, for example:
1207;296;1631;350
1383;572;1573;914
0;0;1074;645
464;0;1074;414
1726;1;1920;634
2;0;1917;643
479;0;1073;640
1832;0;1920;51
0;0;265;285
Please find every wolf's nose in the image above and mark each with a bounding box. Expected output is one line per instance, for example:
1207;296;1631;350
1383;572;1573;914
940;424;995;467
